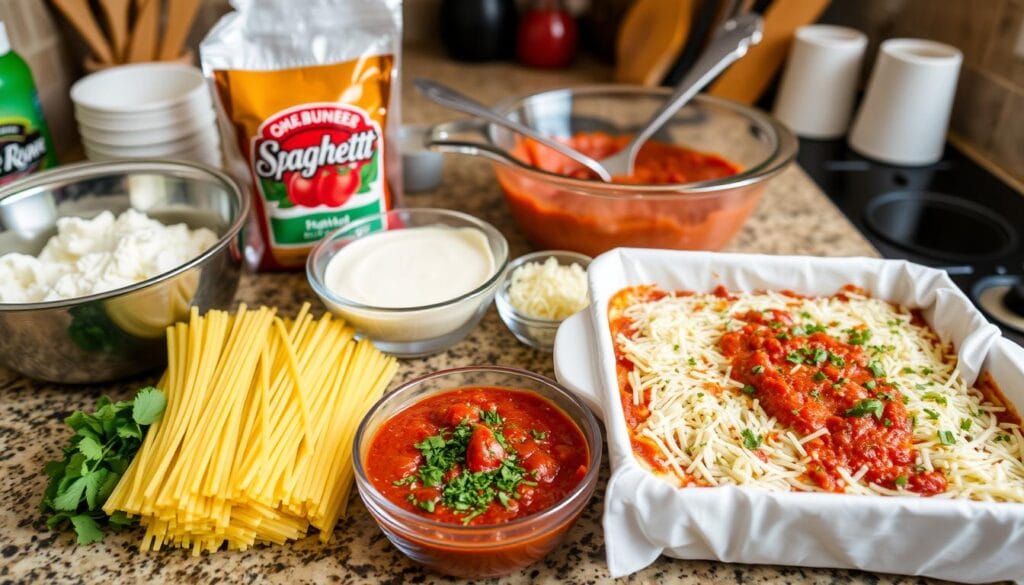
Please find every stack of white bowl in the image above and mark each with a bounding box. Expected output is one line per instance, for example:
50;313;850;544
70;63;222;167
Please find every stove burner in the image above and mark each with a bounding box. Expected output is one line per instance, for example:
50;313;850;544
974;276;1024;334
1005;283;1024;317
865;191;1018;262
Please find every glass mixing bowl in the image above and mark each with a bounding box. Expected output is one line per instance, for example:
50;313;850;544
427;86;798;256
307;208;509;358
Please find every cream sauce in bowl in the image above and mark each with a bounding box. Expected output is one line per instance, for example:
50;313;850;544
312;221;503;356
323;226;495;308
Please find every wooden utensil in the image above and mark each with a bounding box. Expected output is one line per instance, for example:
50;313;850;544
615;0;694;86
97;0;131;62
708;0;830;104
50;0;115;64
159;0;202;60
126;0;160;63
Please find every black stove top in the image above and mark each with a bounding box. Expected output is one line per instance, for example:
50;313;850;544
797;138;1024;347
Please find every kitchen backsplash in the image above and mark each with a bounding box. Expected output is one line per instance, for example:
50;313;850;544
824;0;1024;184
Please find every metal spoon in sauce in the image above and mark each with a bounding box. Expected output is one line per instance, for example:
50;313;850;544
414;78;615;182
415;13;762;182
598;12;764;177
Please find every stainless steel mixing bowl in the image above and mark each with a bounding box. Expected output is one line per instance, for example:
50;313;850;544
0;160;248;383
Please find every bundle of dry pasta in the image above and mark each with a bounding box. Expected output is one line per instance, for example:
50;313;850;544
103;303;398;554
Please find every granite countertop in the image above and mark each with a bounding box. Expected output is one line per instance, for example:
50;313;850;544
2;45;967;585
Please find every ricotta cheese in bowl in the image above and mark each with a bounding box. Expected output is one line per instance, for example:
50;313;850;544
0;209;217;302
307;208;509;357
323;226;494;309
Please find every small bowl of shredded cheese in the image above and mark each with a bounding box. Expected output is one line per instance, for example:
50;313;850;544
495;250;591;351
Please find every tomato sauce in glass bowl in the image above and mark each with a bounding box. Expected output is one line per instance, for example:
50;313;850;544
353;367;601;578
365;387;589;525
429;87;798;257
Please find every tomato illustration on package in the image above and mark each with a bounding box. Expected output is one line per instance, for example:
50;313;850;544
201;0;403;271
253;103;386;247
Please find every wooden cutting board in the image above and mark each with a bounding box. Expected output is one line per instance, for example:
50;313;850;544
615;0;695;86
709;0;830;104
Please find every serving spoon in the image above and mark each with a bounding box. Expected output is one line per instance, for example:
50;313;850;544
414;78;616;182
600;12;763;177
415;13;763;182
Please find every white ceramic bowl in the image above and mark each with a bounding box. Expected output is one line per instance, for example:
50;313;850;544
83;142;223;167
70;63;212;115
77;109;218;147
83;147;223;167
82;130;219;158
74;99;217;133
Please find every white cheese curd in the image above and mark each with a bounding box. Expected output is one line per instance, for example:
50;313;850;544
0;209;218;303
507;256;588;320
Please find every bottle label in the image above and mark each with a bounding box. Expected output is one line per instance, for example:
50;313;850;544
0;118;49;185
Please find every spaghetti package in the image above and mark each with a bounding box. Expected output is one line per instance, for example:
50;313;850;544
201;0;403;270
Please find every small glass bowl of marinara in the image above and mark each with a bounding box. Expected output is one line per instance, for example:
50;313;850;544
353;366;601;578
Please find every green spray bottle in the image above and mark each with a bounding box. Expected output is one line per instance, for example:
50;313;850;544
0;20;57;186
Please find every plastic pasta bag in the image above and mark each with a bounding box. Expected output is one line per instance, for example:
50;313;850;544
201;0;403;270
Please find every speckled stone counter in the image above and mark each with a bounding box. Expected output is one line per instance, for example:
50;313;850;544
1;45;975;585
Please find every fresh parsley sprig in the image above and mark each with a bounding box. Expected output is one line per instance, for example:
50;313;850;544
40;387;166;544
395;406;539;524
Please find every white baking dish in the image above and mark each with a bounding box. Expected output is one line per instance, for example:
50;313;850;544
553;248;1024;583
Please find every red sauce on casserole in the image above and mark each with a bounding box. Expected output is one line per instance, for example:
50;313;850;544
719;305;947;495
497;132;751;256
607;284;971;496
364;387;589;525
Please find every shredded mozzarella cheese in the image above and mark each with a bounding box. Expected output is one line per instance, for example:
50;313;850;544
614;288;1024;501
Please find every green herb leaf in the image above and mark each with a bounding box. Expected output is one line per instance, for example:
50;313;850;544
132;387;167;425
741;429;762;449
531;429;547;441
828;352;846;368
864;380;877;390
69;515;104;545
924;408;940;420
922;392;947;406
937;430;956;445
52;477;88;512
741;384;756;395
845;399;884;419
811;348;827;365
751;365;764;375
480;408;504;428
846;328;873;345
894;475;908;487
77;436;104;461
813;371;827;382
867;361;885;378
785;352;804;365
960;418;972;431
41;387;164;544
